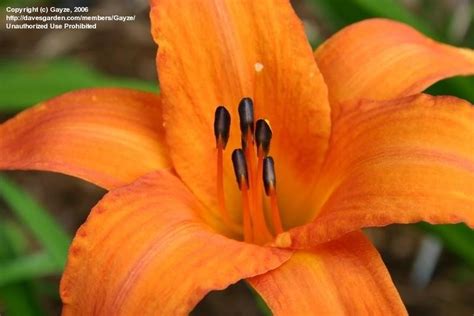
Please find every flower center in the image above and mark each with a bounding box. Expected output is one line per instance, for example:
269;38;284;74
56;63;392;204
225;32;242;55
214;98;283;245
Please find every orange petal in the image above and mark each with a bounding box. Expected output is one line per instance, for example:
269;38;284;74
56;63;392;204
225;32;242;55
150;0;330;225
0;88;171;190
60;170;291;315
315;18;474;118
288;94;474;248
249;231;406;315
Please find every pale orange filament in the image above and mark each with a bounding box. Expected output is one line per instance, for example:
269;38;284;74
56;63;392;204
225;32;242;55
244;133;272;244
244;132;257;187
241;181;254;243
256;153;264;214
269;188;284;234
216;145;229;221
217;145;243;236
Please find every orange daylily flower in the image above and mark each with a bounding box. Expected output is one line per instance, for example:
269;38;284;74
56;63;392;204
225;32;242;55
1;0;474;314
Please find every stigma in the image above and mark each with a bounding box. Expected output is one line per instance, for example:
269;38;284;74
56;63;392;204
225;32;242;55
213;98;283;244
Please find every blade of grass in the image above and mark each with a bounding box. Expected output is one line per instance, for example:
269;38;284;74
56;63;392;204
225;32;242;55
0;175;70;268
0;58;158;112
0;221;28;259
0;252;60;287
0;221;46;316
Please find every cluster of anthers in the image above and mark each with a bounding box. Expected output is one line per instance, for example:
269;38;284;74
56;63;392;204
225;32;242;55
214;97;283;245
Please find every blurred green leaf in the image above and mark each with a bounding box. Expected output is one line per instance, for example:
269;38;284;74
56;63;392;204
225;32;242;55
0;175;70;268
419;223;474;269
0;283;42;316
33;280;60;300
0;222;45;316
453;265;474;283
351;0;435;37
247;282;272;316
0;221;28;259
0;59;158;111
427;76;474;104
311;0;435;38
0;252;59;287
310;0;367;30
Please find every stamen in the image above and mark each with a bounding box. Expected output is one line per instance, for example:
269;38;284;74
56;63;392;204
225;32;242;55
263;156;276;195
255;119;272;157
232;149;248;189
232;149;253;242
213;100;282;243
236;97;257;199
238;97;255;137
241;182;253;243
255;119;271;238
214;106;231;149
263;156;284;234
238;98;272;244
214;106;232;225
